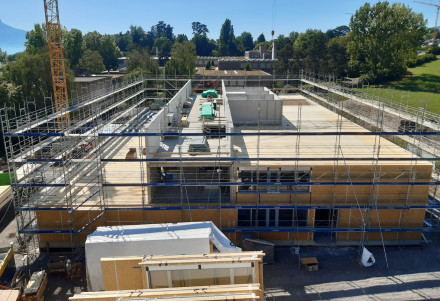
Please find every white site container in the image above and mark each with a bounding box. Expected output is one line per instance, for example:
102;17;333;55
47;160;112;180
85;221;240;291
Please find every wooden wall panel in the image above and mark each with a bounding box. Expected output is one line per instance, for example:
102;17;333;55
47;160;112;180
101;258;144;291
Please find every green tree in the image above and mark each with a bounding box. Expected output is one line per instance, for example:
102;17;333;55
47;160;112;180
25;24;47;54
78;50;106;74
288;31;299;44
192;34;216;56
154;37;173;65
126;49;159;74
237;32;254;53
151;21;174;42
276;34;292;51
115;32;132;52
348;1;426;82
0;80;10;106
130;25;145;45
83;31;102;52
327;37;349;77
254;41;271;51
63;28;84;68
256;33;266;44
326;26;350;39
165;42;196;76
206;61;211;70
192;22;209;36
0;48;7;64
100;35;121;70
274;45;293;75
244;62;251;71
294;29;328;74
3;51;53;106
218;19;237;56
176;34;189;43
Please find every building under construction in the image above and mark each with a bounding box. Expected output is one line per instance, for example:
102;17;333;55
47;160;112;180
2;74;440;251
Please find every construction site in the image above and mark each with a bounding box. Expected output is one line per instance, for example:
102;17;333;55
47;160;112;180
1;0;440;300
3;68;440;299
2;71;440;248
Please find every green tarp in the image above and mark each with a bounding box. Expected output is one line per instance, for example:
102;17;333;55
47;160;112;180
201;90;218;98
200;103;214;119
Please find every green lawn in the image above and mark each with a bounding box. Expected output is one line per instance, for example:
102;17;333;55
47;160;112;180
353;58;440;115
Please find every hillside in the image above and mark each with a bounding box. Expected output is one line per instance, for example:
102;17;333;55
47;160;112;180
0;19;26;54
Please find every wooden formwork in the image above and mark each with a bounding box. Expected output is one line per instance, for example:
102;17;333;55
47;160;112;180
100;252;264;292
34;161;432;246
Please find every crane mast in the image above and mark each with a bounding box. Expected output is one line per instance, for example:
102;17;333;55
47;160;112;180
43;0;70;127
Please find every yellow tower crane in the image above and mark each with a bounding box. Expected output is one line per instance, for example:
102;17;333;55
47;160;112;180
415;1;440;43
43;0;70;128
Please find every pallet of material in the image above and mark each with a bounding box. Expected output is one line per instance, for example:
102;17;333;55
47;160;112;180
0;185;12;210
22;271;47;301
47;256;66;275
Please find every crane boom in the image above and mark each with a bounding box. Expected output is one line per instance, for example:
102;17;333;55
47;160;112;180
414;1;440;41
43;0;70;128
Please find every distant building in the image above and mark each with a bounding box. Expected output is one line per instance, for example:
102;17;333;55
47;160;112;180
218;58;275;73
73;76;113;97
245;46;272;59
118;57;129;71
196;45;276;73
196;56;220;67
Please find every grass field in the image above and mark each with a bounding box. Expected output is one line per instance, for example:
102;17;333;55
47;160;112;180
353;57;440;115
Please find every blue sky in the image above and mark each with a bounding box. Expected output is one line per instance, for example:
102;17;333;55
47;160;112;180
0;0;438;39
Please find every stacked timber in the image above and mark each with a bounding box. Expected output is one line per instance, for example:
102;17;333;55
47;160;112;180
125;148;137;159
0;290;21;301
0;186;12;210
22;271;47;301
69;284;262;300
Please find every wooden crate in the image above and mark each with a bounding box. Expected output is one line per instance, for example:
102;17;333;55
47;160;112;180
300;257;318;272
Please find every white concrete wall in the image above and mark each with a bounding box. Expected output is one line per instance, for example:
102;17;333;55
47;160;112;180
225;86;282;125
145;80;192;157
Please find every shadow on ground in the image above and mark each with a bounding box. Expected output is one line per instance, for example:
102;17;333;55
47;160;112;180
392;74;440;94
264;238;440;300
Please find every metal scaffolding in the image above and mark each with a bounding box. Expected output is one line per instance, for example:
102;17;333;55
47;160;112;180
1;72;440;252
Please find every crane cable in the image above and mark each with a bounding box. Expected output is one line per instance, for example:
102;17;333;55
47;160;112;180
272;0;277;38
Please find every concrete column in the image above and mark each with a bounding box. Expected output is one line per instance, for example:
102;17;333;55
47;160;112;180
272;41;277;60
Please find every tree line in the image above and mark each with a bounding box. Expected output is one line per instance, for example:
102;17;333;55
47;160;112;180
0;0;435;108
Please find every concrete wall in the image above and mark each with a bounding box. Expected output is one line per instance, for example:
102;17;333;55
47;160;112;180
225;87;283;125
145;80;192;157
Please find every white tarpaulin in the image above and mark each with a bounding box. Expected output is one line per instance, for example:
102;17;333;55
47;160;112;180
85;222;241;291
361;247;376;267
